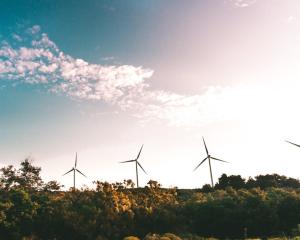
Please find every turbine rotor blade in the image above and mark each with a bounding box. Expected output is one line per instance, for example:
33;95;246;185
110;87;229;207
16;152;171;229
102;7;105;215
75;152;77;168
211;157;229;163
63;168;74;176
193;157;208;171
137;161;147;175
119;160;136;163
136;144;144;160
202;137;209;155
76;169;87;178
286;140;300;148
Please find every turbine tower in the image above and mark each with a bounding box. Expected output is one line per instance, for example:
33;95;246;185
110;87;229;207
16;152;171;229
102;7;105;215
193;137;228;188
120;145;147;188
63;152;87;190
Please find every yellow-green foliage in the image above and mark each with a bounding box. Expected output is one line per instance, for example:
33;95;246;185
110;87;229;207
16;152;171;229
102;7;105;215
163;233;182;240
143;233;182;240
144;233;161;240
123;236;140;240
1;160;300;239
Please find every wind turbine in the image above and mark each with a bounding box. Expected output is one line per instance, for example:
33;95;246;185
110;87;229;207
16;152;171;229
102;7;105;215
193;137;228;188
120;145;147;188
62;152;87;190
286;140;300;148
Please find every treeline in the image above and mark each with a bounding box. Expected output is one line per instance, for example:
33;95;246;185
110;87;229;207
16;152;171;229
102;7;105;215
199;173;300;193
0;160;300;239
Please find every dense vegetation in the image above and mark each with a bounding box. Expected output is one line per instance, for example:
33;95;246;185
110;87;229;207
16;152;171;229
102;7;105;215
0;160;300;240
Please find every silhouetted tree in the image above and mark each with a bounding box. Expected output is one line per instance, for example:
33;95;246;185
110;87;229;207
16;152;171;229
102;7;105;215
18;158;43;190
0;165;18;190
215;174;246;190
43;180;63;191
1;161;300;239
201;184;213;193
246;174;300;189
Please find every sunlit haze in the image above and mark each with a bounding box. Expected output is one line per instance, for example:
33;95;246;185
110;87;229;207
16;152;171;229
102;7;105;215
1;0;300;189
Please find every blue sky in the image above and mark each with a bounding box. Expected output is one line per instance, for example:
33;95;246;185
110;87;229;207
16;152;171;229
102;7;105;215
1;0;300;188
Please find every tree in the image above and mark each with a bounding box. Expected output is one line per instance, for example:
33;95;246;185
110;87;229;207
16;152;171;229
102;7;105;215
0;189;38;239
201;184;213;193
0;165;18;190
215;174;246;190
18;158;44;190
0;159;44;191
278;195;300;233
43;181;63;191
245;174;300;189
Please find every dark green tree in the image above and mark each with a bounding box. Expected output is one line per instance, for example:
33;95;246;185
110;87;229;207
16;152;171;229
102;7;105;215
215;174;246;190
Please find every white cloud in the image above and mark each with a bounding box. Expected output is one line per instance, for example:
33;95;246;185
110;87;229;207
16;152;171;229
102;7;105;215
3;26;226;127
287;15;296;23
2;25;299;129
122;86;248;127
32;33;58;51
101;56;115;61
0;26;154;103
12;33;22;42
229;0;257;8
27;25;41;35
39;63;58;73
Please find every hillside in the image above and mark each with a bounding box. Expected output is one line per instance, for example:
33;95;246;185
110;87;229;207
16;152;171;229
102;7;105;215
0;160;299;240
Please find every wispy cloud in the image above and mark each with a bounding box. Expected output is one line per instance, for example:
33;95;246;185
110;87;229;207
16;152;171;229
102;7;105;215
12;33;22;42
0;27;153;103
1;27;235;127
1;25;297;129
26;25;41;35
229;0;257;8
101;56;115;61
286;15;296;23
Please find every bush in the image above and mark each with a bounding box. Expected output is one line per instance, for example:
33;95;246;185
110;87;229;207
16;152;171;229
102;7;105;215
162;233;182;240
124;236;140;240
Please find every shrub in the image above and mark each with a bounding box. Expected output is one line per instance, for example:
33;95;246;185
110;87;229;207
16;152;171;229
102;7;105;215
124;236;140;240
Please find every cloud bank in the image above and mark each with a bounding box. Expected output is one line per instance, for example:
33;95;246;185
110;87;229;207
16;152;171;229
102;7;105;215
2;25;295;129
1;26;232;127
0;26;153;104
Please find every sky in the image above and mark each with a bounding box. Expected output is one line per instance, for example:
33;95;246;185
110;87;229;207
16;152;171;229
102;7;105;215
1;0;300;189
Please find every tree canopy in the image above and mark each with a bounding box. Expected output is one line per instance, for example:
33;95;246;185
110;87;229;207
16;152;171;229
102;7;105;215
0;160;299;239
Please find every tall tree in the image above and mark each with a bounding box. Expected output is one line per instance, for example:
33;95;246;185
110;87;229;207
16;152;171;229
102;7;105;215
215;174;246;190
18;158;43;190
